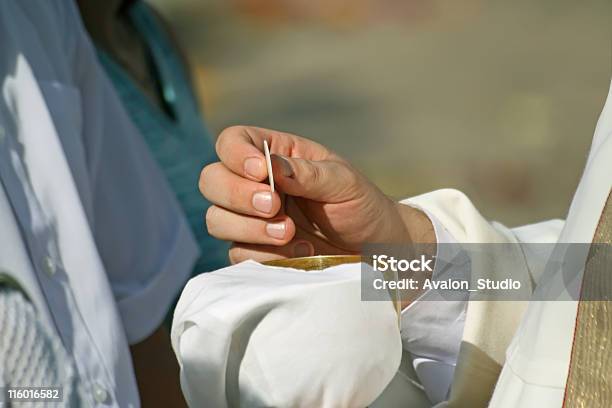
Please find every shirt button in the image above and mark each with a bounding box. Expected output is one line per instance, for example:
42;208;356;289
42;256;56;277
92;383;108;404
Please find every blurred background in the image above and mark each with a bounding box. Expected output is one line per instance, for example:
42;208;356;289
150;0;611;226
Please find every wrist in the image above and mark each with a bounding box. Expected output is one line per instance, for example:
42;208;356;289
393;201;437;310
393;201;436;245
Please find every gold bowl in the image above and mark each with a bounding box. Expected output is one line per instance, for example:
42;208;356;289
263;255;362;271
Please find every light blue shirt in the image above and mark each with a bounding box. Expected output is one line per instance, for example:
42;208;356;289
0;1;198;406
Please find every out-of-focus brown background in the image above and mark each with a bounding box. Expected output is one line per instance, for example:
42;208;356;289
150;0;611;226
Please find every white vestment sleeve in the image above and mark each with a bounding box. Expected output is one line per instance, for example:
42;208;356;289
399;191;564;404
400;210;467;404
404;189;564;243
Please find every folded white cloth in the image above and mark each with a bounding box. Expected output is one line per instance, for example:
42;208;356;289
171;260;402;408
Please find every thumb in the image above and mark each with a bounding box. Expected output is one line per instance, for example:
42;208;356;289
271;154;358;202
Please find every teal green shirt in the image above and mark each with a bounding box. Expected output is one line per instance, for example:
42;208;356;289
97;2;229;275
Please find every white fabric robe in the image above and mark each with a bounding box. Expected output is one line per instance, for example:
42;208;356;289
410;79;612;407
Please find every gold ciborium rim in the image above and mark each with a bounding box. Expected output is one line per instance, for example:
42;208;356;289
262;255;362;271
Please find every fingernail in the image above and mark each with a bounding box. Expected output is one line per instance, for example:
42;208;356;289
252;191;273;213
244;157;264;179
266;221;286;239
293;241;313;258
271;154;294;178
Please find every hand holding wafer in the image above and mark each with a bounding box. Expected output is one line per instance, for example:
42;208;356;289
200;126;434;263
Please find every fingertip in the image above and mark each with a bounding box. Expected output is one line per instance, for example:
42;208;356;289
270;154;295;178
265;215;296;245
272;191;284;216
217;126;268;179
198;162;218;198
251;190;283;218
244;156;267;181
283;216;297;242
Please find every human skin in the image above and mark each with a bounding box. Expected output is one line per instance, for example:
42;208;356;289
200;126;436;264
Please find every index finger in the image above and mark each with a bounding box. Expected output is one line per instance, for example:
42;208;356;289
215;126;268;181
215;126;332;181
